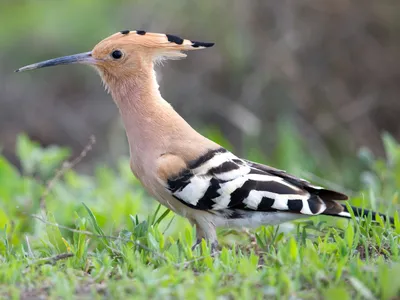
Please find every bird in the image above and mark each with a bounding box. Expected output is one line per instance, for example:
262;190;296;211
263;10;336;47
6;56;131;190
16;30;394;251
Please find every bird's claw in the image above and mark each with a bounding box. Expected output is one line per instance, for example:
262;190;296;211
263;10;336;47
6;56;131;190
191;239;219;254
191;238;202;251
210;240;219;254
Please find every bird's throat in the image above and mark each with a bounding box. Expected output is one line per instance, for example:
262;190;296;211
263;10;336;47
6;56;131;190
106;67;190;168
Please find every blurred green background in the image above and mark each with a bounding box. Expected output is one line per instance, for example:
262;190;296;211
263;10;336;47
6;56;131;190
1;0;399;190
1;3;400;297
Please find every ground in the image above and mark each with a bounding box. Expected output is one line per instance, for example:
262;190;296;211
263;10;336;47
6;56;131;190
0;134;399;299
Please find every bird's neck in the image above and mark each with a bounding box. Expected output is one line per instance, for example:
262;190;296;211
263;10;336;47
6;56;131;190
106;67;194;162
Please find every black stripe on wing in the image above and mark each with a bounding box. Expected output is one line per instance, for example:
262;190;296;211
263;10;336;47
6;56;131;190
228;179;303;209
208;161;240;175
167;147;228;192
196;177;222;209
167;169;193;193
244;159;348;201
258;197;275;210
287;199;303;212
188;147;227;169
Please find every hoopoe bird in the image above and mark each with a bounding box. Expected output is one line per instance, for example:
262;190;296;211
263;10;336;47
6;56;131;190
17;31;393;251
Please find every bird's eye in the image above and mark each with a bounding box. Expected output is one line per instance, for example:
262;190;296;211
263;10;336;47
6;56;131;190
111;50;123;59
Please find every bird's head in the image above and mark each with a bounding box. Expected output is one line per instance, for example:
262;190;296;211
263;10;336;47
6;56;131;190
16;30;213;90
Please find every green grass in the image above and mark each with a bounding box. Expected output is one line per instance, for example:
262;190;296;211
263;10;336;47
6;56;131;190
0;133;399;299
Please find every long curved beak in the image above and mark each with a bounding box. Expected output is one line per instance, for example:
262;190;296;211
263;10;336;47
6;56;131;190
15;51;95;72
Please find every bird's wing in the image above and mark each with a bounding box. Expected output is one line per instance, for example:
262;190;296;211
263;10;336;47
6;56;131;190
162;148;348;216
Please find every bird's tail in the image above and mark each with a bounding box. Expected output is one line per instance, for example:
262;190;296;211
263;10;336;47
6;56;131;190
325;204;394;224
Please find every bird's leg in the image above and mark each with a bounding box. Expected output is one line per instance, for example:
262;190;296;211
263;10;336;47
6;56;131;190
190;218;218;254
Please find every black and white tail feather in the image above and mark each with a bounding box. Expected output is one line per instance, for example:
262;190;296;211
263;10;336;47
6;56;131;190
167;148;393;226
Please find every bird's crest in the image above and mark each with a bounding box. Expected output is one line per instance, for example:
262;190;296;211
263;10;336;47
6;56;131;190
96;30;214;60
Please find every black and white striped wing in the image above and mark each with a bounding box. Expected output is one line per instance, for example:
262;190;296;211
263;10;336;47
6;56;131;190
167;148;348;216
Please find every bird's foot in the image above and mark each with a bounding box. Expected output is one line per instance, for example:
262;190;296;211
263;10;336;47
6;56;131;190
191;239;219;254
210;240;219;254
191;238;202;251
